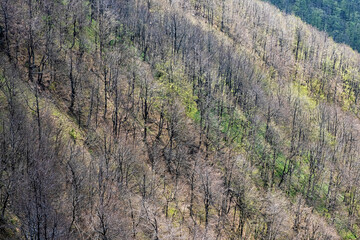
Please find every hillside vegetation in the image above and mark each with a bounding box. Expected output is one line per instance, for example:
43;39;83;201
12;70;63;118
264;0;360;53
1;0;360;239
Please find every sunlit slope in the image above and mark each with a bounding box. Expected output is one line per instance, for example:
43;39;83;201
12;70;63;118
1;0;360;239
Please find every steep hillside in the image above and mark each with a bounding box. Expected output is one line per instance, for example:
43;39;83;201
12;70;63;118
1;0;360;239
264;0;360;53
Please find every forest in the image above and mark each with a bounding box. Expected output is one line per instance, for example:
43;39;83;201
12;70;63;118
265;0;360;52
1;0;360;239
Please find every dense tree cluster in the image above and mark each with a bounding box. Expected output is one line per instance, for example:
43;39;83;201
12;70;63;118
265;0;360;52
0;0;360;239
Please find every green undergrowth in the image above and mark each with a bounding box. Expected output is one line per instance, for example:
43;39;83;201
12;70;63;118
293;81;317;109
155;61;198;119
0;212;20;239
219;107;247;146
